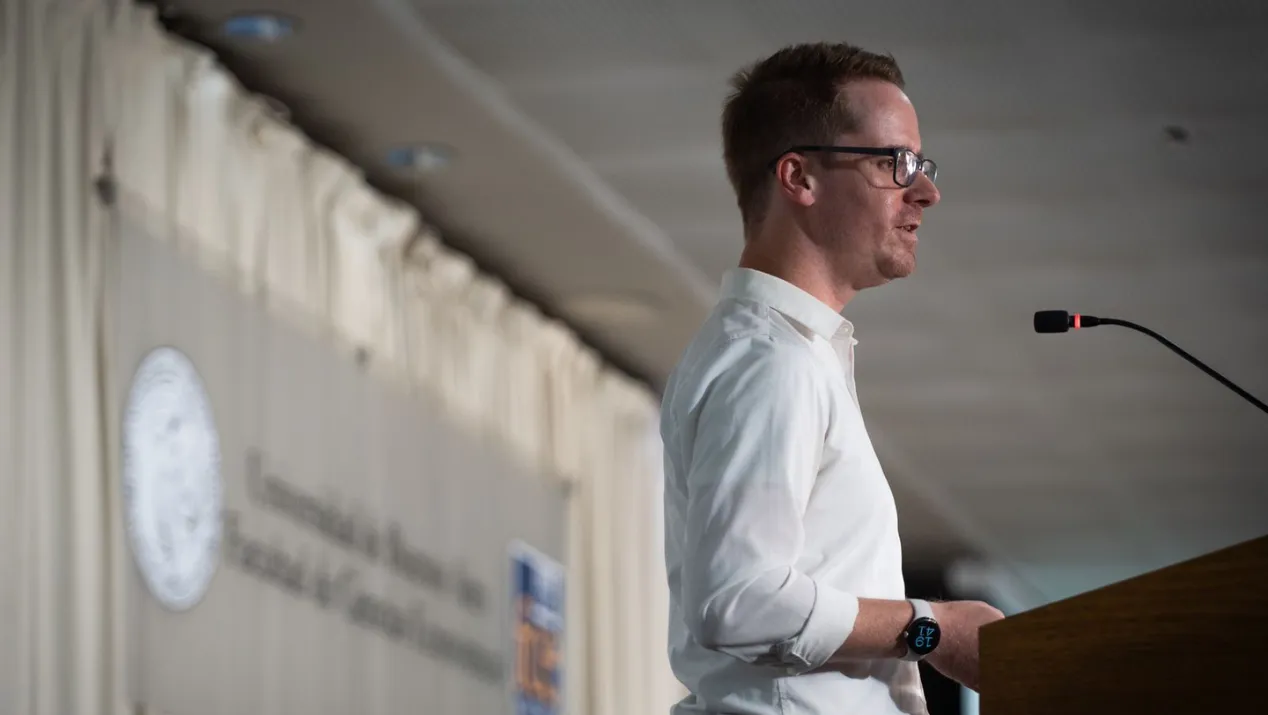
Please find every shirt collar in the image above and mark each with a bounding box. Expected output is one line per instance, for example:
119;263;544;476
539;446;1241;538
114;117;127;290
720;268;853;341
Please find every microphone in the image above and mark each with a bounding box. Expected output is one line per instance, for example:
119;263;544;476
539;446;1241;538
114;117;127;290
1033;310;1268;415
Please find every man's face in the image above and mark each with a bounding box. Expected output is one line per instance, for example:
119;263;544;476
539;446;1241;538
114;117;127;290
807;79;941;289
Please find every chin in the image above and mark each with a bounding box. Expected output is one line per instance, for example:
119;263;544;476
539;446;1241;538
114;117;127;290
878;256;916;282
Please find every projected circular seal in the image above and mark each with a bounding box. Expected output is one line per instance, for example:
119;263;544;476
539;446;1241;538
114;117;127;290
122;346;223;611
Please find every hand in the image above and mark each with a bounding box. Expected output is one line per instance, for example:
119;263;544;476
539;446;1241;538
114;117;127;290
924;600;1005;692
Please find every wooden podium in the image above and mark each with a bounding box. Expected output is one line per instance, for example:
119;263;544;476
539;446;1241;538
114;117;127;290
979;535;1268;714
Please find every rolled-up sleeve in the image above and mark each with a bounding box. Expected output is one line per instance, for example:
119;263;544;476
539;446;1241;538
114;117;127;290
679;336;859;673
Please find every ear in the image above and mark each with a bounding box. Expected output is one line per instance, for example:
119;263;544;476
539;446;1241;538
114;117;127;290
773;153;818;209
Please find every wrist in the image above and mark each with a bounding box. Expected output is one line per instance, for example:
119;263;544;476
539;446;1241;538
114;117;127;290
928;600;948;623
899;598;942;662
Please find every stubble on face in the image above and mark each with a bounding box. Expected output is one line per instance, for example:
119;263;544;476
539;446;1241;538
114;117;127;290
821;80;933;289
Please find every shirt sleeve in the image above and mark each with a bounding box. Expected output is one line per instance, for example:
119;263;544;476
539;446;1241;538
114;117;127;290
678;336;859;673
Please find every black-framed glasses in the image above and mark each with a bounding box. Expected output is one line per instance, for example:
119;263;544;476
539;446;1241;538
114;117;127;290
769;145;937;188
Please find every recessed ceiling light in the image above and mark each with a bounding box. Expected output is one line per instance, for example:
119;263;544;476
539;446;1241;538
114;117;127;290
387;144;456;174
221;13;297;42
1163;125;1191;144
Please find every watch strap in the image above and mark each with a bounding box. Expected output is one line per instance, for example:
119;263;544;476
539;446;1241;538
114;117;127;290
901;598;937;662
909;598;935;622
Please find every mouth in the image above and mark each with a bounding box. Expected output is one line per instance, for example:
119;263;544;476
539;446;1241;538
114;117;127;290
898;223;920;236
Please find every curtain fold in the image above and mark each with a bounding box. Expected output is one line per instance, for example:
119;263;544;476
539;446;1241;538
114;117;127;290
1;1;116;714
1;0;682;712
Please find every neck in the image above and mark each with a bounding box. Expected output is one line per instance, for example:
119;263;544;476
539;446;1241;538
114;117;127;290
738;230;857;313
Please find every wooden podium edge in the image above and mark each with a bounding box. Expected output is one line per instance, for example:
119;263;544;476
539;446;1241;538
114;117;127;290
979;534;1268;714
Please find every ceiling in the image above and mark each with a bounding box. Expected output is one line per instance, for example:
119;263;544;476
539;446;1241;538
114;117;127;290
157;0;1268;604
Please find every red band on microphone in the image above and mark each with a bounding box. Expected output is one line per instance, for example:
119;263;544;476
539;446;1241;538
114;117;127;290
1073;314;1082;329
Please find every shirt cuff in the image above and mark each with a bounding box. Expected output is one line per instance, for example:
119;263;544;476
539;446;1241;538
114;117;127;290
780;581;859;673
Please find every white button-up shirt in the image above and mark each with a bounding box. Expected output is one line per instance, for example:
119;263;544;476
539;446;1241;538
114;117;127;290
660;268;927;715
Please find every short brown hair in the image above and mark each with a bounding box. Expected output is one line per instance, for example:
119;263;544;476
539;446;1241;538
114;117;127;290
722;42;905;227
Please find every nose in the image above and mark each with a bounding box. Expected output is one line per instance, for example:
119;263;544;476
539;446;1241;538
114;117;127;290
906;172;940;208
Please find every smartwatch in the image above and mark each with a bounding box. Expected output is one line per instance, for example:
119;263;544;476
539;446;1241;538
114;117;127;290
900;598;941;662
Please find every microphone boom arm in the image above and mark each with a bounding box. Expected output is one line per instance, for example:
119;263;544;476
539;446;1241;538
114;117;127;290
1095;317;1268;416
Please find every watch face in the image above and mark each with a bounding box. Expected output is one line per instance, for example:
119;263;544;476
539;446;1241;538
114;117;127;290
906;617;941;656
122;347;223;611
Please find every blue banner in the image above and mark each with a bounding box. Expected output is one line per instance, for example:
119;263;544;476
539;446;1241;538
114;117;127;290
511;541;565;715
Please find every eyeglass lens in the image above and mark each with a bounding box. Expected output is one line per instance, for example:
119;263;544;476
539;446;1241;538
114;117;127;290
897;150;936;186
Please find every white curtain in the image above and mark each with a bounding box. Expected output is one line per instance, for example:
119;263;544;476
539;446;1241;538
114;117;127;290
0;1;117;714
1;0;681;712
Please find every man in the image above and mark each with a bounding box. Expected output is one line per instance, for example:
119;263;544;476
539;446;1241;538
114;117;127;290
659;42;1005;714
